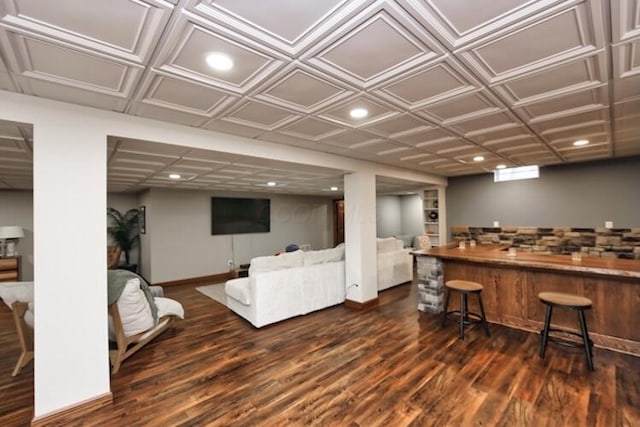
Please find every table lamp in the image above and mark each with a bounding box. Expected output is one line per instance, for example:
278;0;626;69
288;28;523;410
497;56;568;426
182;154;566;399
0;226;24;258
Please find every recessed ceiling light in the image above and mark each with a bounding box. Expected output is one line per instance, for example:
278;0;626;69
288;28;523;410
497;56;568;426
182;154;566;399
330;186;338;191
350;108;368;119
169;173;181;180
496;164;507;169
473;156;485;162
205;52;233;71
267;181;276;187
573;139;589;146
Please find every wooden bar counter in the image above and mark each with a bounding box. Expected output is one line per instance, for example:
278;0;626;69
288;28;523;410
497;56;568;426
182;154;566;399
413;245;640;356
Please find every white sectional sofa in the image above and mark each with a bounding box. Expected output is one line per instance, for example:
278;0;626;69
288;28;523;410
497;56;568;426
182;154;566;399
376;237;413;291
225;247;345;328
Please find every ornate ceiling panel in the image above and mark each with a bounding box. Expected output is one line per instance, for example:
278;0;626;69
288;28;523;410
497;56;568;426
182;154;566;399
0;0;637;193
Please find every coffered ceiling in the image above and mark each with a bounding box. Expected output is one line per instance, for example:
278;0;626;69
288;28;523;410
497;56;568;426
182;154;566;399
0;118;424;195
0;0;638;193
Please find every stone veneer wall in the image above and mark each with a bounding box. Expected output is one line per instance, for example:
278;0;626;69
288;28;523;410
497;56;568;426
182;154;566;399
451;226;640;259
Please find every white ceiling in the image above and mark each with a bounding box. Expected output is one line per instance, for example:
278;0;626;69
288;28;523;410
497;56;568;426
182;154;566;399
108;135;352;195
0;0;638;194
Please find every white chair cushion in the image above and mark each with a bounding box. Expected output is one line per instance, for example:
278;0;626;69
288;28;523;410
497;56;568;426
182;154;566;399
0;281;34;307
225;278;251;305
115;278;155;337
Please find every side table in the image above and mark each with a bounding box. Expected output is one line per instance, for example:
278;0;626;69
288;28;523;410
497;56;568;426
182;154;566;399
0;256;21;282
233;267;249;279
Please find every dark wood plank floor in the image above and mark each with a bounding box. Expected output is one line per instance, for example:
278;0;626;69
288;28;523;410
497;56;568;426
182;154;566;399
1;282;639;426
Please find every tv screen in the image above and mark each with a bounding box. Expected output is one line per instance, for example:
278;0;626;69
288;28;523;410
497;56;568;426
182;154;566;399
211;197;271;235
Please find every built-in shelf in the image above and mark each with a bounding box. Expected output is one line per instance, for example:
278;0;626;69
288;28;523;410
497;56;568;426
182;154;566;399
422;188;446;247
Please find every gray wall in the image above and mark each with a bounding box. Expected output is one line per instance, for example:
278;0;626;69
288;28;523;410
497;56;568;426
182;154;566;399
447;156;640;234
107;192;139;216
0;190;33;280
376;194;423;238
145;188;335;283
3;188;335;284
400;194;424;236
376;196;402;237
0;191;141;281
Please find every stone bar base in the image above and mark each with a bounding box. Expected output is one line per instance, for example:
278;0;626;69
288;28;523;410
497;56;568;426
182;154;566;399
416;256;443;313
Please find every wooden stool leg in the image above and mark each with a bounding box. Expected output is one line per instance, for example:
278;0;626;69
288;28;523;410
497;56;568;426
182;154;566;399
441;288;451;328
578;309;594;371
459;292;466;340
463;293;470;324
477;292;490;337
539;305;553;358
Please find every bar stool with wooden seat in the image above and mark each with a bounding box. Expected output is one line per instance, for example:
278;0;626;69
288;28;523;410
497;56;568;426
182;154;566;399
538;291;594;371
442;280;490;340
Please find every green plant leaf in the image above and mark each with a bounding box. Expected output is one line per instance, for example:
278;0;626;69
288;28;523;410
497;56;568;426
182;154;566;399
107;207;140;265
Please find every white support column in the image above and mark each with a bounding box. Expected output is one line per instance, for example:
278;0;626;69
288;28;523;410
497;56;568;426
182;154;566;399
33;118;110;417
343;171;377;303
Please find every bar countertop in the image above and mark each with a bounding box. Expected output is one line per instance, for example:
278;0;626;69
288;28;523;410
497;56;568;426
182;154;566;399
413;245;640;280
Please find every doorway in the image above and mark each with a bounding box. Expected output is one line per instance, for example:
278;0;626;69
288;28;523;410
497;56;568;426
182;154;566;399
333;199;344;246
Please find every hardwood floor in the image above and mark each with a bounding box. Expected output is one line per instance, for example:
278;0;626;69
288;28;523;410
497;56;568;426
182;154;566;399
1;282;639;426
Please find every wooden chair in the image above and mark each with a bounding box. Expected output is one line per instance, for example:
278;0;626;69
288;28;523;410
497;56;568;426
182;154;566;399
7;283;180;375
11;301;33;376
108;303;177;374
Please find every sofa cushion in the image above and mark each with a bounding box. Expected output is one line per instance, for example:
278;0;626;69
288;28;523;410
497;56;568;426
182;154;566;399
249;250;304;275
394;234;414;248
303;246;345;265
377;237;402;253
225;278;251;305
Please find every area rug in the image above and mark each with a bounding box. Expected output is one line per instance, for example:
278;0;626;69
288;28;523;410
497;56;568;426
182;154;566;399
196;283;227;307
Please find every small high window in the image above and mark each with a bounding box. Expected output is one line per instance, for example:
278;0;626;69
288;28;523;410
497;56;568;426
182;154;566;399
494;165;539;182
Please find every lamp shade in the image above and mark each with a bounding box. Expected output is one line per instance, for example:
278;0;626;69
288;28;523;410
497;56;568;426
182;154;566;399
0;226;24;239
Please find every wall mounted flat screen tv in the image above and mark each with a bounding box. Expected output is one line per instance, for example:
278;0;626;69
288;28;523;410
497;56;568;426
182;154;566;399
211;197;270;235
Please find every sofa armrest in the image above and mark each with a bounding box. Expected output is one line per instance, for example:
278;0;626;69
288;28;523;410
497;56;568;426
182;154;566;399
226;277;251;305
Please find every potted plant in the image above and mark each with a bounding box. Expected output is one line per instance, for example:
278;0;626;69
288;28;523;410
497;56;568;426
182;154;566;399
107;207;140;267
